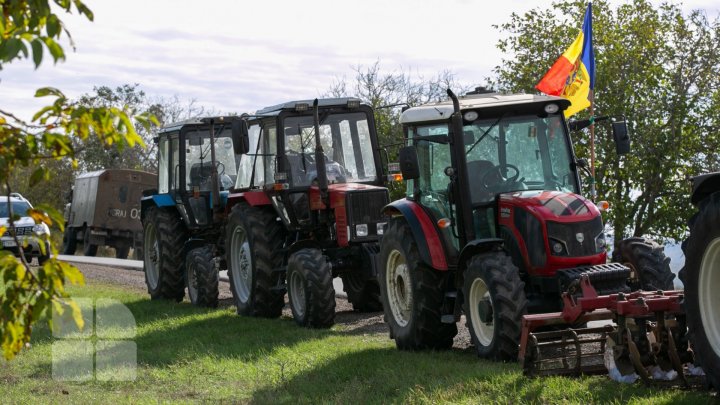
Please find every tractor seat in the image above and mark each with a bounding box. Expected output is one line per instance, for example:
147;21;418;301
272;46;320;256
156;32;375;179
467;159;496;203
189;162;213;189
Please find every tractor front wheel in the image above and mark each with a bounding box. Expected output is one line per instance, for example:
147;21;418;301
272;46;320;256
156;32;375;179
681;191;720;390
613;237;674;291
142;207;187;301
378;219;456;350
340;271;382;312
186;245;219;308
463;250;527;360
287;248;335;328
226;204;285;318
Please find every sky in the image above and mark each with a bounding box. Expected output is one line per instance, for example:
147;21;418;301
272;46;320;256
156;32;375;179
2;0;719;121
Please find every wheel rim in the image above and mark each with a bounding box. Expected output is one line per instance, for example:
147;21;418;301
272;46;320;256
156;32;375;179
289;270;306;318
230;226;252;303
468;277;494;347
187;260;198;303
386;249;412;327
144;222;160;289
699;237;720;357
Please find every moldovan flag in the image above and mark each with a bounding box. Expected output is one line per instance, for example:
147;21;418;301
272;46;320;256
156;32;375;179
536;3;595;118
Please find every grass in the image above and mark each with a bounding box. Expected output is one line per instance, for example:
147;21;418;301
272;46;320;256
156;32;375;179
0;282;715;404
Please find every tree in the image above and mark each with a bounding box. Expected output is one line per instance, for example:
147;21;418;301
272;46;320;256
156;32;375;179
0;1;155;359
493;0;720;241
326;61;473;198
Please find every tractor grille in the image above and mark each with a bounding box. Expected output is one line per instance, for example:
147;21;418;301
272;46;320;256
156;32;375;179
346;189;389;241
546;217;603;257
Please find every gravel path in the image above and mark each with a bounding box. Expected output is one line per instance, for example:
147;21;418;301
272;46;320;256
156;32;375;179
74;262;472;349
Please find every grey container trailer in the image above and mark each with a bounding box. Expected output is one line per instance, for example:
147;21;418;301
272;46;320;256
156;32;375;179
62;169;157;258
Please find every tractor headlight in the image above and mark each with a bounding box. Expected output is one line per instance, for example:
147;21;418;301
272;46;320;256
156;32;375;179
549;238;567;256
376;222;386;236
33;224;49;236
595;233;606;252
355;224;368;237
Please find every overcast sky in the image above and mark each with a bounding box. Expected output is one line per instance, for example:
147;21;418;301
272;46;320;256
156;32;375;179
2;0;718;121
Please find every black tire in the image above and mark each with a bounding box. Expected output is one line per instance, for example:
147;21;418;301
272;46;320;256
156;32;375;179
142;207;188;301
612;237;674;291
225;204;285;318
115;245;130;259
186;246;219;308
378;218;457;350
287;248;336;328
61;226;77;255
340;271;382;312
681;191;720;390
83;228;98;257
463;250;527;361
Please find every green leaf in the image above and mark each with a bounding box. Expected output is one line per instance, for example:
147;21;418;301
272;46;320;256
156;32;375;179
34;87;64;98
30;39;44;68
46;15;60;38
29;167;48;187
1;38;22;62
42;38;65;63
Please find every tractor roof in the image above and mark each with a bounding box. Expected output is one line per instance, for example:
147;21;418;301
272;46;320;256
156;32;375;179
159;116;241;134
255;97;363;116
400;93;570;125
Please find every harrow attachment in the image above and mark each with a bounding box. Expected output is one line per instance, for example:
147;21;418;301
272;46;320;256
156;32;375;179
519;275;701;386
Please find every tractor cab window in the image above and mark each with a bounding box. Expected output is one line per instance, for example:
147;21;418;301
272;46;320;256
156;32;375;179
158;137;170;194
282;112;377;188
236;124;276;189
464;114;577;204
184;127;238;192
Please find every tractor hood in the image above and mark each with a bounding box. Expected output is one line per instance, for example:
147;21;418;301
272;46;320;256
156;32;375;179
498;190;600;222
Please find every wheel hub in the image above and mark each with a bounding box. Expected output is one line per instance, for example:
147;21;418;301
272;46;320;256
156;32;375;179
386;249;412;327
290;271;306;318
230;227;252;303
144;222;160;289
700;237;720;357
469;277;494;347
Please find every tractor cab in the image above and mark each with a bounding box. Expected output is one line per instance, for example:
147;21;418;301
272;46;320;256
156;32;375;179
153;117;242;229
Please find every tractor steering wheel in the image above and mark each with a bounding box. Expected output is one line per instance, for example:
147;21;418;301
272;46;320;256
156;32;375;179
480;164;520;189
214;161;225;176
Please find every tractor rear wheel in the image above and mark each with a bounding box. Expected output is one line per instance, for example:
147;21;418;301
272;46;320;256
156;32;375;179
226;204;285;318
340;271;382;312
463;250;527;360
142;207;187;301
681;191;720;390
287;248;335;328
186;245;219;308
61;226;77;255
613;237;674;291
378;219;456;350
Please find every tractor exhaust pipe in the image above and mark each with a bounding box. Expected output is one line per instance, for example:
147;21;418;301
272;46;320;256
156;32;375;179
312;98;329;198
208;118;221;211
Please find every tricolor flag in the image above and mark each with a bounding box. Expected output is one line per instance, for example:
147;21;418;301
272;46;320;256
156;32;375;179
536;3;595;118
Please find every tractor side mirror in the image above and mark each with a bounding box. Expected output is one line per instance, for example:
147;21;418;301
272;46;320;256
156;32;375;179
232;120;250;155
398;146;420;180
612;120;630;155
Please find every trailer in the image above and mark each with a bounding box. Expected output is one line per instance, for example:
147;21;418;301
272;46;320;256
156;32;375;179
62;169;157;259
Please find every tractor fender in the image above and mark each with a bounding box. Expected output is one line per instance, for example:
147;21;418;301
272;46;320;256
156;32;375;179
225;190;272;213
382;199;448;271
140;194;175;220
691;171;720;206
457;238;505;272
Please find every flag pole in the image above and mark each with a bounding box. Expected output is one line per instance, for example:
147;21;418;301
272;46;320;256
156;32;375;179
589;92;596;200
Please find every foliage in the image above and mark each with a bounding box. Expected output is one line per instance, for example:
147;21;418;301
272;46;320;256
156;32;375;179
492;0;720;241
326;61;472;199
0;0;155;359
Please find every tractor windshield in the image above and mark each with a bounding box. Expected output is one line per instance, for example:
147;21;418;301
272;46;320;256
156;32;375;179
464;113;577;203
282;112;377;187
184;127;239;191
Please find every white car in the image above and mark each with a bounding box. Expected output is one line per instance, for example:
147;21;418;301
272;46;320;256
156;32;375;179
0;193;51;265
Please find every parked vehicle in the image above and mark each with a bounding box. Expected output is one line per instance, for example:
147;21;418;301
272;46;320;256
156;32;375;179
62;169;157;259
378;88;672;359
1;193;51;265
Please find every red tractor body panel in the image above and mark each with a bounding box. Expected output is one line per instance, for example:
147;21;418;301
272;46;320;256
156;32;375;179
498;190;606;277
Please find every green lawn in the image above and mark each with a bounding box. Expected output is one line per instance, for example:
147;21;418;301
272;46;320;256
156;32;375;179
0;282;714;404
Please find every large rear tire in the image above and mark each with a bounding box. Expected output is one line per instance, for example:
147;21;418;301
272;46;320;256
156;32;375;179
681;191;720;390
378;218;457;350
340;271;382;312
83;228;98;257
142;207;187;301
61;226;77;255
186;245;219;308
463;250;527;361
226;204;285;318
287;248;335;328
612;237;674;291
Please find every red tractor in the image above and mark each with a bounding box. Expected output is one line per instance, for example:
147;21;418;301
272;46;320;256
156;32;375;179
378;88;673;359
224;98;389;327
